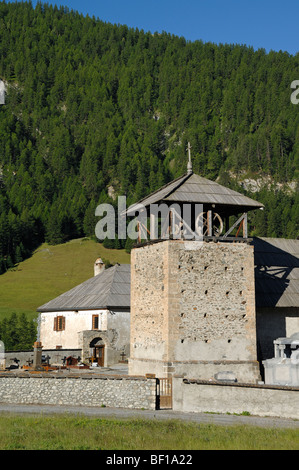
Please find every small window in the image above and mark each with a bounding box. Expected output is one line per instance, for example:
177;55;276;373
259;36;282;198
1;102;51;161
92;314;99;330
54;316;65;331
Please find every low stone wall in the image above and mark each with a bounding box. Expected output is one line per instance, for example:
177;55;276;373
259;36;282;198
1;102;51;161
173;376;299;420
4;349;82;368
0;373;157;410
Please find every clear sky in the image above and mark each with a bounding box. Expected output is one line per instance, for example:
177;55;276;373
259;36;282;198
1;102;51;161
6;0;299;55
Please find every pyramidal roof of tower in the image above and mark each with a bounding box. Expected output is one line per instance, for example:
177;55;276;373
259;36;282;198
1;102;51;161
126;171;264;215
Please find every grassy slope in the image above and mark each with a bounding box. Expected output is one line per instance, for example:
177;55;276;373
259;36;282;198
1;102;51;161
0;238;130;320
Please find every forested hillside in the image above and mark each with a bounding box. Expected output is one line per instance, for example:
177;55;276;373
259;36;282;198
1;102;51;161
0;0;298;273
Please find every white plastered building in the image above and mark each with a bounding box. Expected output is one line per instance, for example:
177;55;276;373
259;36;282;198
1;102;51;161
37;260;131;366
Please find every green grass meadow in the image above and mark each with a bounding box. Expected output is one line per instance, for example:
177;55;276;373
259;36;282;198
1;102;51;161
0;414;298;450
0;238;130;321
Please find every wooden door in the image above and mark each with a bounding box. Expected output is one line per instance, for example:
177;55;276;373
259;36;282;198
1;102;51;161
94;345;105;366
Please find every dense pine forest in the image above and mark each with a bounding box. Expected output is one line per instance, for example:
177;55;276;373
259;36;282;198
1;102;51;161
0;0;298;273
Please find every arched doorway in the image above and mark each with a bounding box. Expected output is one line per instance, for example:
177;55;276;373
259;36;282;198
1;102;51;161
89;337;105;366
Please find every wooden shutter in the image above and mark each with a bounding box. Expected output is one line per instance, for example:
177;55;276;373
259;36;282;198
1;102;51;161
54;316;65;331
92;315;99;330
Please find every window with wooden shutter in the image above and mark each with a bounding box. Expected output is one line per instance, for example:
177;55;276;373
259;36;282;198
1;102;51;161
92;314;99;330
54;316;65;331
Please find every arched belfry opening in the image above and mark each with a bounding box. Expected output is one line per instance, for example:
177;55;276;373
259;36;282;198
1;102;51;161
127;143;264;383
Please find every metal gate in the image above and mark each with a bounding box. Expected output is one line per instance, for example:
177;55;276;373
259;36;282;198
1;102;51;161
157;378;172;409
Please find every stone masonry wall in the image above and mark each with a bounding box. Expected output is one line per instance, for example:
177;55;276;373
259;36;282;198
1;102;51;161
175;240;257;362
0;374;157;410
130;242;167;372
173;376;299;420
129;239;260;383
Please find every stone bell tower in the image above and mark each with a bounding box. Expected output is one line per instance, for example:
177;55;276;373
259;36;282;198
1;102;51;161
127;144;264;384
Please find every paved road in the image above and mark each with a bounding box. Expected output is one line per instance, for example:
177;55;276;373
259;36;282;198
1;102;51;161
0;403;298;429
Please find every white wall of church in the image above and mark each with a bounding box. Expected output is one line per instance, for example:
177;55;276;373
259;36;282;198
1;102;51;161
39;309;108;350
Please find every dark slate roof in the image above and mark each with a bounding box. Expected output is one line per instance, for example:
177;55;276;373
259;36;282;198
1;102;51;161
126;172;263;215
37;264;130;312
252;237;299;308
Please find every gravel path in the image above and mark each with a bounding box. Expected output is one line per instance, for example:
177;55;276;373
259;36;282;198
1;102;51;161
0;403;298;429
